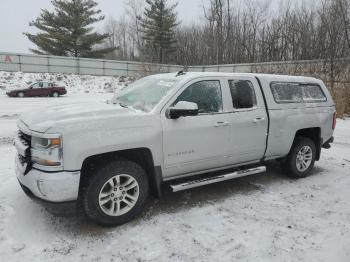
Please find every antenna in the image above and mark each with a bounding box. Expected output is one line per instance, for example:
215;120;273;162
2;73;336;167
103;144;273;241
175;67;188;77
175;70;185;77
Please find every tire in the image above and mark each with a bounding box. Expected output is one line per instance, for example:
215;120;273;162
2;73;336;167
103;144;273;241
82;160;149;226
52;92;59;97
17;92;24;98
284;137;316;178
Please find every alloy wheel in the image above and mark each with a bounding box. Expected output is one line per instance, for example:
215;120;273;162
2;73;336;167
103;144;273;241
98;174;140;216
296;145;313;172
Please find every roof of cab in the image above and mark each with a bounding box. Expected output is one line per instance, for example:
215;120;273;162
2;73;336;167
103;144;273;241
157;71;320;84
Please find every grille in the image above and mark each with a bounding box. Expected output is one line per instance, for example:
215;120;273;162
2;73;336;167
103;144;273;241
18;154;26;165
17;130;32;175
18;130;31;147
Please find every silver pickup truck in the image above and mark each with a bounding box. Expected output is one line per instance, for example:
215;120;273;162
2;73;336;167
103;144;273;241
14;72;336;226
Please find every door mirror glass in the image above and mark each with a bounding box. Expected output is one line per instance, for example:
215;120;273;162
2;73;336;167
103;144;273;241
167;101;199;119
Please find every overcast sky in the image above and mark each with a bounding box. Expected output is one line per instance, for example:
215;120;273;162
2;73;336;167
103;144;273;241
0;0;205;54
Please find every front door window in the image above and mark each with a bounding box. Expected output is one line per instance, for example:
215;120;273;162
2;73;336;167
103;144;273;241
174;80;223;114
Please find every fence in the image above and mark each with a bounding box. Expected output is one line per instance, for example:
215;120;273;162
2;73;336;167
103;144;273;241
1;52;349;78
0;52;182;76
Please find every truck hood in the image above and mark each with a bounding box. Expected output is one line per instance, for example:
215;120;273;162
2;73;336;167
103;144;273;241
20;102;139;133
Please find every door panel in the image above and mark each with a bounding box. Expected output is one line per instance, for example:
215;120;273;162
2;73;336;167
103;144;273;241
41;82;50;96
227;109;267;163
162;114;230;177
225;78;268;164
29;82;42;96
161;78;231;178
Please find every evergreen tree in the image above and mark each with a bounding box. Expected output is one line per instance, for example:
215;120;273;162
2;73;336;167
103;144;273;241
24;0;114;58
140;0;179;63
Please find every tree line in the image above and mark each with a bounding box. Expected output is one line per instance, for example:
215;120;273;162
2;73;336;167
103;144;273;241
104;0;350;66
25;0;350;66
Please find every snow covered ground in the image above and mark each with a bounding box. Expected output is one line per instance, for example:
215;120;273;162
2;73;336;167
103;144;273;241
0;90;350;261
0;71;131;94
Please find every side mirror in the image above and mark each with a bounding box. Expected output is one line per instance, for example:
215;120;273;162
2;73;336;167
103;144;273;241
166;101;199;119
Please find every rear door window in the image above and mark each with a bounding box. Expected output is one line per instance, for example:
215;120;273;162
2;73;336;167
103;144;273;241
229;80;257;109
270;82;326;103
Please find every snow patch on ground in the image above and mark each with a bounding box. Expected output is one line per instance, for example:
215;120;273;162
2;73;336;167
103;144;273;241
0;140;349;261
0;71;134;94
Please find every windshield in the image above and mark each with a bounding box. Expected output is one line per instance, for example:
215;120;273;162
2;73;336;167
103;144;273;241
113;76;179;112
30;82;40;88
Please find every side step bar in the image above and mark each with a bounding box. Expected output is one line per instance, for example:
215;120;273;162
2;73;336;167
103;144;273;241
170;166;266;192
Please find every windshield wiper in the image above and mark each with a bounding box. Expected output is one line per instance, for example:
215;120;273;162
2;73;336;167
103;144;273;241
117;101;147;112
118;102;130;108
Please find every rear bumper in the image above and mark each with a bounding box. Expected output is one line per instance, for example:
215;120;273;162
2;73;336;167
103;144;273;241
15;155;80;203
322;136;334;149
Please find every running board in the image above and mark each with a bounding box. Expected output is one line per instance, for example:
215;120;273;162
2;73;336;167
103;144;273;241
170;166;266;192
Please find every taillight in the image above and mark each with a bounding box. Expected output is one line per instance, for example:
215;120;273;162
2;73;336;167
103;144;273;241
332;112;336;130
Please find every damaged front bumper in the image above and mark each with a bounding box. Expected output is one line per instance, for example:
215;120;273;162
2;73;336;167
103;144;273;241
15;155;80;202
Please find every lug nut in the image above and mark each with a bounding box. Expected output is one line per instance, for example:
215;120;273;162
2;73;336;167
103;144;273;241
111;193;114;197
119;187;123;190
119;196;123;200
114;198;117;201
122;191;125;194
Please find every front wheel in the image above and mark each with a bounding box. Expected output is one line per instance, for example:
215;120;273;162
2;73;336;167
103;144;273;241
283;137;316;178
52;92;59;97
17;92;24;97
82;160;149;226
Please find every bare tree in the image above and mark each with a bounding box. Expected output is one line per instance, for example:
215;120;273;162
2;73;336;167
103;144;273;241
124;0;144;52
102;0;349;66
103;16;134;60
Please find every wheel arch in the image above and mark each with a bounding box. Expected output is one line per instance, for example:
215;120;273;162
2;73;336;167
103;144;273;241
293;127;321;160
79;148;163;199
52;91;59;96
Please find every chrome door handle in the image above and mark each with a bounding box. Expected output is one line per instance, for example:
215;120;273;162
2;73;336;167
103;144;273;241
253;117;265;123
214;121;229;127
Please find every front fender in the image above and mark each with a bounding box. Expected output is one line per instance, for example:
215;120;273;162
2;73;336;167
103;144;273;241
62;126;163;171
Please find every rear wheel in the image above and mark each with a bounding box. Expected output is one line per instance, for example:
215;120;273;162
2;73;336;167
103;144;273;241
17;92;24;97
82;160;149;226
52;92;59;97
284;137;316;178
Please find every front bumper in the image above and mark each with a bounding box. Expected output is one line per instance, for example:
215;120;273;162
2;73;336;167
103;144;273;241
6;92;16;97
18;182;78;216
15;155;80;202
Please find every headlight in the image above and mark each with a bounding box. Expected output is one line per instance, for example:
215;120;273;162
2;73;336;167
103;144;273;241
32;137;61;149
31;135;63;168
